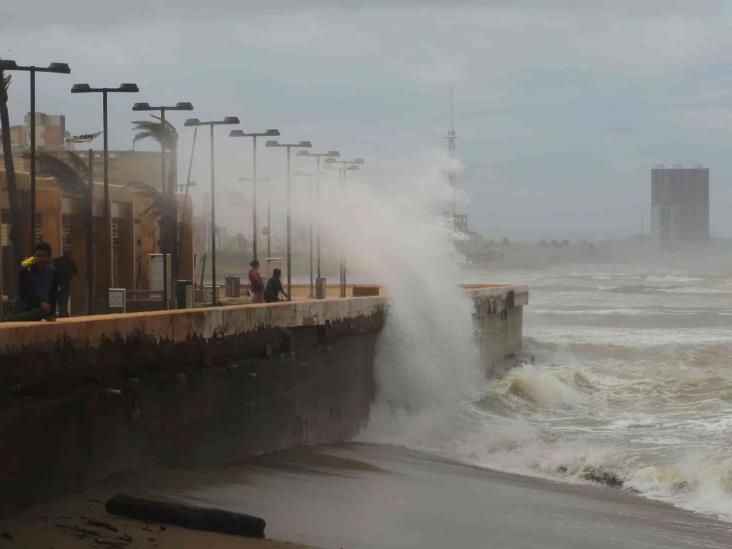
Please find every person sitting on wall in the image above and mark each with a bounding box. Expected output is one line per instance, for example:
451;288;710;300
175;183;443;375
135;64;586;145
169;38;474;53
9;241;58;322
264;268;289;303
248;259;264;303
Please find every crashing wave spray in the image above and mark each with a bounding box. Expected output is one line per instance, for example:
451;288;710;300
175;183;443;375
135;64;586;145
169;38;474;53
305;152;484;438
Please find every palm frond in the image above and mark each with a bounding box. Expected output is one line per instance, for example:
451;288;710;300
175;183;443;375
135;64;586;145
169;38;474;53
33;152;88;196
127;180;163;218
131;115;178;149
61;151;89;179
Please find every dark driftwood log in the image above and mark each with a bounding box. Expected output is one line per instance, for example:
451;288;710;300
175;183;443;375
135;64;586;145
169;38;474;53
105;494;266;538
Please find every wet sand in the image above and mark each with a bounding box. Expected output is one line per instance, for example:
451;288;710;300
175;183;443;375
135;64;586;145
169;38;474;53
0;494;311;548
3;443;732;548
163;443;732;549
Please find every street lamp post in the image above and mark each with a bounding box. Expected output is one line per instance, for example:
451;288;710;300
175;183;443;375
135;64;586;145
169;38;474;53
324;157;365;298
296;150;339;292
0;60;70;250
265;139;312;300
184;116;240;305
132;101;193;309
238;175;272;260
230;129;280;262
71;82;139;297
293;171;317;297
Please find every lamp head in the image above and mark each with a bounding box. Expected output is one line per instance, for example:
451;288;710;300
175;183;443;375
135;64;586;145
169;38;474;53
132;102;151;111
118;83;139;92
229;129;245;137
324;157;337;164
354;158;365;164
265;140;280;147
184;118;201;127
0;60;19;70
71;83;92;93
48;62;71;74
327;150;340;157
296;150;310;157
298;141;312;148
265;129;280;136
222;116;240;124
176;102;194;110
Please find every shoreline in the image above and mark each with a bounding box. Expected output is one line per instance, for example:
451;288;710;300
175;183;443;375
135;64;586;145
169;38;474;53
4;442;731;548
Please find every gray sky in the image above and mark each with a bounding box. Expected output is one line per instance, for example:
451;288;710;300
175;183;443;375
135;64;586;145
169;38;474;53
3;0;732;238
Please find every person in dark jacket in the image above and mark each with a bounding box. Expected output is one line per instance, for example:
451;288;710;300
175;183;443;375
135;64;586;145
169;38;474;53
264;268;289;303
9;242;58;321
53;249;78;317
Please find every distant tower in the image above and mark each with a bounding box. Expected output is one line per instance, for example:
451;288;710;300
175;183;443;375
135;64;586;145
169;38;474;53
447;89;457;216
446;89;468;232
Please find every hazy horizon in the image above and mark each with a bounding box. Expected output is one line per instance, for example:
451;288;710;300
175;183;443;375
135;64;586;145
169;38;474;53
3;1;732;239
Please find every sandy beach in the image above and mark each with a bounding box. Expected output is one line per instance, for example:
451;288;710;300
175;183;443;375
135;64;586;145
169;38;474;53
4;443;731;549
0;495;312;549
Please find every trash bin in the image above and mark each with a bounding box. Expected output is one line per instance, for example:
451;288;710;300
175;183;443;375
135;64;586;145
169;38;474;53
225;276;241;298
316;277;327;299
176;280;193;309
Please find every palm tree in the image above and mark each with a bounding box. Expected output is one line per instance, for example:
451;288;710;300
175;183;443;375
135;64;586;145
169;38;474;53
131;116;179;280
125;180;163;291
35;151;94;313
0;67;25;266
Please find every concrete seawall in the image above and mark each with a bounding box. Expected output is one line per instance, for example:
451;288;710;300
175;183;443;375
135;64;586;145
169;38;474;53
0;285;527;516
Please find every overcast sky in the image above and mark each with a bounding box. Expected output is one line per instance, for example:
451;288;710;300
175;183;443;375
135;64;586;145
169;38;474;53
3;1;732;239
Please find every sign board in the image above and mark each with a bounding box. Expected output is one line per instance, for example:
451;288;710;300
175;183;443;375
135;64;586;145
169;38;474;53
108;288;127;312
149;253;171;294
203;284;219;302
266;257;282;279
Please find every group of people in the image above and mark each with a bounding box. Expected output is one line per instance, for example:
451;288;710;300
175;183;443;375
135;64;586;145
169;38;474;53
6;244;289;323
7;242;77;322
247;260;289;303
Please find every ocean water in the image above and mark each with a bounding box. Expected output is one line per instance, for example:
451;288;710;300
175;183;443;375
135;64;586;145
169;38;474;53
360;262;732;523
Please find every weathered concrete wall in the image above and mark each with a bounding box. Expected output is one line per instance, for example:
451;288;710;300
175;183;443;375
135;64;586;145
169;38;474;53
0;286;526;517
466;285;529;375
0;298;385;516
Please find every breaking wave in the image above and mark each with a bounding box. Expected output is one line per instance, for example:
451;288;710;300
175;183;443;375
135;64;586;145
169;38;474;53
362;263;732;523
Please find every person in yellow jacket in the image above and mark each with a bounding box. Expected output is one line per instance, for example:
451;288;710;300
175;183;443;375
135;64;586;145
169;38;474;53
7;242;58;321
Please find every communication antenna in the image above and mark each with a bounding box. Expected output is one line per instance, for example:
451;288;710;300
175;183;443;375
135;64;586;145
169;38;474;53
447;88;457;217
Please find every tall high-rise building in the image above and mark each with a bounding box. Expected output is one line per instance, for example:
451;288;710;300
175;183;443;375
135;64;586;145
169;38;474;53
651;164;709;244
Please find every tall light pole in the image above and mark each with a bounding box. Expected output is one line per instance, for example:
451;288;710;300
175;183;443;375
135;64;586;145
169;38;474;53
265;139;312;300
238;175;272;259
71;82;139;295
324;157;365;298
293;171;317;297
296;150;339;289
0;60;70;250
230;129;280;262
184;116;240;305
132;101;194;309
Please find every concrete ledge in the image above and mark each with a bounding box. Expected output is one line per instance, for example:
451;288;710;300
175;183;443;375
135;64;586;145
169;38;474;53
0;296;388;354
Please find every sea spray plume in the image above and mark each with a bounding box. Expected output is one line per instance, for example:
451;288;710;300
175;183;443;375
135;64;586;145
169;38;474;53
308;151;483;437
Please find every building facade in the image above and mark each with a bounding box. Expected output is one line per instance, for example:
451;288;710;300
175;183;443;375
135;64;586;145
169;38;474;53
651;165;709;244
10;113;66;152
